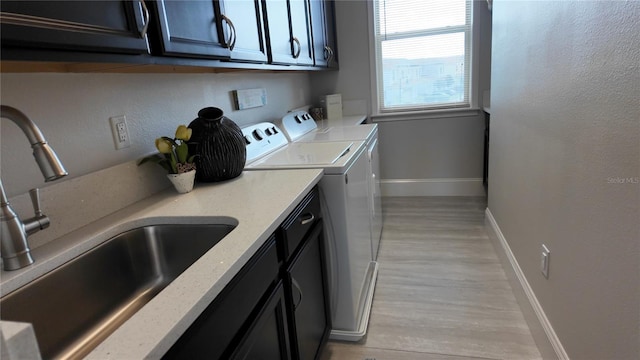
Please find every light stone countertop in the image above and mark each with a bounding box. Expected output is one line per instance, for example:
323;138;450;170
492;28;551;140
0;168;323;359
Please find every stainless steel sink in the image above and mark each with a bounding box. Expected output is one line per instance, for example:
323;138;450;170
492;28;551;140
0;222;236;360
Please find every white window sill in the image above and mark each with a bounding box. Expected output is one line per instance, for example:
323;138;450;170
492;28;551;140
370;107;482;122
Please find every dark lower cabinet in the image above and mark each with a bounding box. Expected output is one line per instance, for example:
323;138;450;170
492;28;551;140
163;187;329;360
230;282;292;360
285;222;331;360
163;236;280;360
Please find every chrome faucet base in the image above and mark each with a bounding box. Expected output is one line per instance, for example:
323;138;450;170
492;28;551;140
2;251;35;271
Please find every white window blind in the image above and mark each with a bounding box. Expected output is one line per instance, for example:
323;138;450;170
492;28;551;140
373;0;472;112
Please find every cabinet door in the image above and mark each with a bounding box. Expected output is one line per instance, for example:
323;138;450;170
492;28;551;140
263;0;313;65
289;0;313;65
218;0;268;63
309;0;337;68
230;282;292;360
287;222;331;360
163;237;279;360
153;0;230;58
0;0;149;54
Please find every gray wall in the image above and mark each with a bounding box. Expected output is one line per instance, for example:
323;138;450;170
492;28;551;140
1;72;311;197
310;0;492;196
489;1;639;359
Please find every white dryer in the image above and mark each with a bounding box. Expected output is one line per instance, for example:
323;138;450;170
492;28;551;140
242;122;377;342
278;111;383;261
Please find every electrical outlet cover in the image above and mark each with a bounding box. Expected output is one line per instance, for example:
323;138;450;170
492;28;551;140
110;115;131;150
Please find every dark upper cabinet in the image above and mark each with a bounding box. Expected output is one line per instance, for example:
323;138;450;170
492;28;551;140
0;0;337;70
150;0;230;59
309;0;337;68
0;0;149;54
219;0;268;63
148;0;269;62
263;0;313;66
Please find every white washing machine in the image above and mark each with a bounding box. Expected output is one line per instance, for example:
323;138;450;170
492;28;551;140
242;122;377;342
278;111;383;261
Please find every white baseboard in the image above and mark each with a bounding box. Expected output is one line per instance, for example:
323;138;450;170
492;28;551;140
380;178;485;197
485;208;569;360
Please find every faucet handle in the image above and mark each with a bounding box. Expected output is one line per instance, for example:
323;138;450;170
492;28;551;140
29;188;44;217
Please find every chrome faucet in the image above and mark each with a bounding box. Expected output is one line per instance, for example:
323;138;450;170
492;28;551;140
1;105;68;271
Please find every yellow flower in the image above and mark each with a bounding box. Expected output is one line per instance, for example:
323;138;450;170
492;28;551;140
175;125;192;141
155;137;172;154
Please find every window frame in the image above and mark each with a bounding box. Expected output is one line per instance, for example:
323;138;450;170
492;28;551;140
368;0;481;118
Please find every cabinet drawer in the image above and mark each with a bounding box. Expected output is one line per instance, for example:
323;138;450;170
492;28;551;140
163;236;279;360
279;187;321;262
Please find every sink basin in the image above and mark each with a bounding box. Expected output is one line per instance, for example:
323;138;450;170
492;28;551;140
0;222;236;359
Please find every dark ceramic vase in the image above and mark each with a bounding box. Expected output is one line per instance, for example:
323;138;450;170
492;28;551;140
188;107;246;182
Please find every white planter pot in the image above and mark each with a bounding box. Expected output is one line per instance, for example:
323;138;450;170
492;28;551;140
166;170;196;194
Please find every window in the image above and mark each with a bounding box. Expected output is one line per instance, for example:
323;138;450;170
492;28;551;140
372;0;472;113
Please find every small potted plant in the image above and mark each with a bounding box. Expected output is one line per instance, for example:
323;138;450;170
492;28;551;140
139;125;197;193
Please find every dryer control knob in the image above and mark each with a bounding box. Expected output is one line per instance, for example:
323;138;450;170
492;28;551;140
252;129;265;141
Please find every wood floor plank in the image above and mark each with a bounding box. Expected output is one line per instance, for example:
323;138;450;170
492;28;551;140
323;197;542;360
320;342;495;360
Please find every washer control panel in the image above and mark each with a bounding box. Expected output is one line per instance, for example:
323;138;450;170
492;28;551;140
279;110;317;141
242;122;289;164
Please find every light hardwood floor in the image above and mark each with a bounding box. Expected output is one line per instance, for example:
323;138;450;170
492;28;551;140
320;197;542;360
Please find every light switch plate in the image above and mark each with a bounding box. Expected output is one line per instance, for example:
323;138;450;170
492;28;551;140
233;88;267;110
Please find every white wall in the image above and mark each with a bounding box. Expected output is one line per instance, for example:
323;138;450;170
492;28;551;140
310;0;492;196
1;72;311;197
489;1;639;359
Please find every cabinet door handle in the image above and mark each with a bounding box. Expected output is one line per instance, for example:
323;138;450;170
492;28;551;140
291;278;303;310
292;37;301;59
139;0;150;39
299;213;315;225
324;45;335;62
221;14;236;51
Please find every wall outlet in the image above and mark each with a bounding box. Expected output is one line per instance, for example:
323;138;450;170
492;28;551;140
110;115;131;150
541;244;550;279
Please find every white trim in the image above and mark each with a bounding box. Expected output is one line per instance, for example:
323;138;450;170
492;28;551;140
371;107;480;122
485;208;570;360
330;261;379;341
367;0;380;115
367;0;481;115
380;178;485;197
